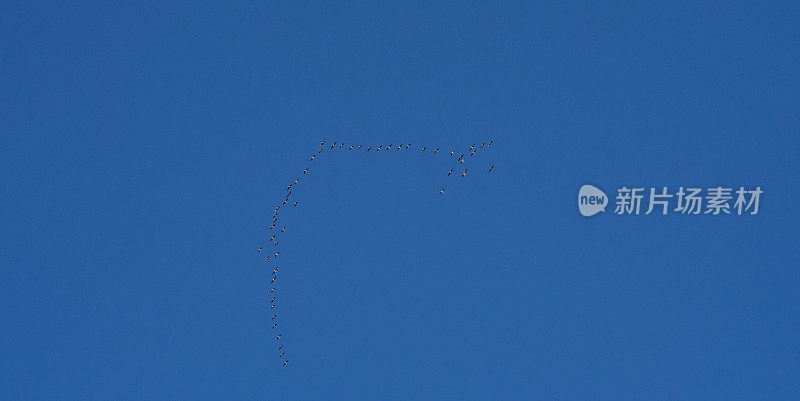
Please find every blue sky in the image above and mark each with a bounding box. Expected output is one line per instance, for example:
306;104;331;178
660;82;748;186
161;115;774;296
2;1;799;399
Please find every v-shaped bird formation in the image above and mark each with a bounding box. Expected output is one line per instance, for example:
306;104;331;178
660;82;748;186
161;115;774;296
260;140;495;366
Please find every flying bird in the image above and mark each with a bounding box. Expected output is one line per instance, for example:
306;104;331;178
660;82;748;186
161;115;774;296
271;297;276;303
358;145;362;150
320;141;325;146
273;323;277;329
339;143;344;148
488;140;493;146
279;344;283;350
434;148;439;154
276;334;282;340
303;168;308;174
283;360;289;366
458;154;464;161
406;144;411;149
349;145;354;150
317;149;322;154
270;304;274;310
471;150;476;156
387;144;392;150
481;142;485;148
368;146;372;151
273;241;279;246
281;226;286;233
377;145;381;151
488;165;494;173
331;144;335;149
450;150;455;156
280;352;285;358
310;155;315;161
294;179;299;184
421;147;426;153
440;187;445;195
270;235;275;242
397;144;401;150
272;314;277;319
293;201;298;207
265;257;270;262
448;169;453;176
270;277;276;284
462;169;468;177
272;268;277;274
469;144;475;151
258;247;262;253
275;251;280;257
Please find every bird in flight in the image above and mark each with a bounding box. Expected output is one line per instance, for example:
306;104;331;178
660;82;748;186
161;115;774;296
270;277;276;284
320;141;325;146
276;334;282;340
406;144;411;149
303;168;308;174
458;154;464;161
310;155;315;161
272;268;277;274
349;145;354;150
275;251;280;257
281;226;286;233
280;352;285;358
462;169;468;177
271;297;276;303
471;150;476;156
330;143;335;149
279;344;283;350
367;146;372;151
421;147;426;153
283;360;289;366
294;178;299;184
480;142;485;148
377;145;382;151
272;314;277;319
448;169;453;176
440;187;445;195
469;144;475;151
339;143;344;148
434;147;439;154
293;201;298;207
488;140;493;146
258;247;262;253
273;323;277;329
270;235;275;242
273;241;279;246
265;257;270;262
450;150;455;156
488;165;494;173
358;145;362;150
397;144;402;150
270;304;274;310
387;144;392;150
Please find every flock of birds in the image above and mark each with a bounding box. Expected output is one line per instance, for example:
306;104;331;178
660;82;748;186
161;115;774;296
260;140;495;366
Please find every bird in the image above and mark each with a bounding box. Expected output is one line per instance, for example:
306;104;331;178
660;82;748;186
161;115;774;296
280;352;285;358
277;334;282;340
282;200;287;205
265;257;270;262
349;145;354;150
434;147;439;154
281;226;286;233
377;145;382;151
270;235;275;242
272;268;277;275
406;144;411;149
270;277;276;284
286;184;292;191
310;155;315;161
339;143;344;148
448;169;453;176
458;154;464;161
367;146;372;151
278;344;283;350
272;314;277;319
397;144;401;150
270;304;274;310
275;251;280;257
270;225;275;230
358;145;362;150
271;297;276;303
270;286;275;293
294;179;299;184
471;150;476;156
320;141;325;146
469;144;475;151
293;201;298;207
440;187;445;195
273;241;279;246
450;150;455;156
480;142;485;148
488;140;493;146
330;144;335;149
460;158;465;164
283;360;289;366
273;323;277;329
317;148;322;154
303;168;308;174
421;147;426;153
462;169;468;177
387;144;392;150
258;247;262;253
488;165;494;173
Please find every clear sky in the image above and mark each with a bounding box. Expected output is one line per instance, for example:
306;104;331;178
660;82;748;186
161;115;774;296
2;1;799;400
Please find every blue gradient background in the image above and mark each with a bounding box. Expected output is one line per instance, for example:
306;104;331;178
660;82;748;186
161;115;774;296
2;1;799;399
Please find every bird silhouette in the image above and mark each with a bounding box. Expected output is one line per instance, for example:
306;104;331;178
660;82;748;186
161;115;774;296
440;187;445;194
434;147;439;154
358;145;362;150
303;168;308;174
280;352;285;358
368;146;372;151
277;334;282;340
450;150;455;156
421;147;426;153
279;344;283;350
271;297;276;303
481;142;485;148
320;141;325;146
406;144;411;149
471;150;476;156
272;314;277;319
273;323;277;329
377;145;381;151
488;165;494;173
448;169;453;176
339;143;344;148
283;360;289;366
349;145;354;150
293;201;298;207
310;155;315;161
270;277;276;284
272;268;277;274
273;241;279;246
281;226;286;233
462;169;468;177
258;247;262;253
275;251;280;257
488;140;493;146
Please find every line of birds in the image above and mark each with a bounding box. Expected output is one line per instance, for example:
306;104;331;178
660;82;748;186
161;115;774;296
260;140;495;366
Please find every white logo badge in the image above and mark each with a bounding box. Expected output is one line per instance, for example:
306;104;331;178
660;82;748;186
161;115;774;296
578;184;608;216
